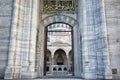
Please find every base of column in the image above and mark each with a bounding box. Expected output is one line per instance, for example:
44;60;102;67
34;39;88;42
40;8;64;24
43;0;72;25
82;66;113;79
4;66;21;79
4;66;34;80
84;72;97;79
21;72;32;79
104;65;113;79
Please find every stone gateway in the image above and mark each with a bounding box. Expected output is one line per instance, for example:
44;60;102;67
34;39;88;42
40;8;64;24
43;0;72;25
0;0;120;80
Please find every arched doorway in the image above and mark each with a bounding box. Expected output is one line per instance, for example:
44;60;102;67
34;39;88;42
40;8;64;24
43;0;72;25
44;23;74;76
56;54;64;65
37;15;78;77
54;49;67;65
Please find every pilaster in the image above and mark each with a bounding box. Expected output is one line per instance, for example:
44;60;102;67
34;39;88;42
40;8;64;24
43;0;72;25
80;0;112;79
5;0;38;79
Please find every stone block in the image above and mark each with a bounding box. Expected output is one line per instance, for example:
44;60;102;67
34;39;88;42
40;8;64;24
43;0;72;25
0;0;12;16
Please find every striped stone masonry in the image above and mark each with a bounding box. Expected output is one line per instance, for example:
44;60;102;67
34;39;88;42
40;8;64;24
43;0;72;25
0;0;116;79
4;0;38;79
0;0;13;79
78;0;112;79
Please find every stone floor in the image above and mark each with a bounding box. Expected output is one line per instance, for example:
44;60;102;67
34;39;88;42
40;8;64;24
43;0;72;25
34;77;82;80
34;79;82;80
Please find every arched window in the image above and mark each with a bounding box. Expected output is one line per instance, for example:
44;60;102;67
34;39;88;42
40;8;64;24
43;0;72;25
53;68;57;71
58;68;62;71
64;67;67;71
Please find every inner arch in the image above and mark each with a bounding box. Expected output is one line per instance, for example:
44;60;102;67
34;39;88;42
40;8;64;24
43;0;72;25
45;22;73;76
54;49;67;65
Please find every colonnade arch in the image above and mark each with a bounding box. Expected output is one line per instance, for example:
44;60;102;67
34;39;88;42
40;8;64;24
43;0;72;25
54;49;67;65
46;48;73;76
47;49;72;65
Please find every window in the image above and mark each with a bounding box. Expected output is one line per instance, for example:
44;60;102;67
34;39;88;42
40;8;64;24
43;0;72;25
47;57;49;61
64;67;67;71
58;68;62;71
46;66;49;72
53;67;57;71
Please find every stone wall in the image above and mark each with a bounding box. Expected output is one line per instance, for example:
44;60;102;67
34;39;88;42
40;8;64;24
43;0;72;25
78;0;112;79
0;0;119;79
4;0;38;79
0;0;13;78
104;0;120;79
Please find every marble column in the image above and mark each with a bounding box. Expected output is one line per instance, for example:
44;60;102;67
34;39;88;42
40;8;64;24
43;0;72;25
5;0;38;79
73;23;81;77
73;0;83;77
5;0;22;79
37;25;45;77
79;0;112;79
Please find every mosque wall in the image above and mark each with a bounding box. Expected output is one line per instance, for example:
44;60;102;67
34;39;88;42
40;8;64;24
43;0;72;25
104;0;120;79
0;0;13;78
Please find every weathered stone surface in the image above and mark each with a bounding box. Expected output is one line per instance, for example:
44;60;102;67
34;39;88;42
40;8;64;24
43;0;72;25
0;0;13;16
78;0;112;79
0;0;119;79
0;0;13;79
4;0;38;79
105;0;120;79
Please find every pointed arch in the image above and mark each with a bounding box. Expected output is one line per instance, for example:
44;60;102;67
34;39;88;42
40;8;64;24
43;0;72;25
41;15;77;27
54;49;67;65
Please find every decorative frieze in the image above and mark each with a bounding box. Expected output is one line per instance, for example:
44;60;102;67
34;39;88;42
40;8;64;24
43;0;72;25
43;0;75;13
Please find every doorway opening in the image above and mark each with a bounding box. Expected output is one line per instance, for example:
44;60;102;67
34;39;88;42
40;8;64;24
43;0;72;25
55;49;66;65
44;23;74;76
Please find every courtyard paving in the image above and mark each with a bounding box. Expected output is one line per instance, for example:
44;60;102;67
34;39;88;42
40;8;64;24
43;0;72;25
34;79;82;80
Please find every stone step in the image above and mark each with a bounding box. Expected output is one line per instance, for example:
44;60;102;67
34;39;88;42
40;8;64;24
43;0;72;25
34;78;83;80
34;77;83;80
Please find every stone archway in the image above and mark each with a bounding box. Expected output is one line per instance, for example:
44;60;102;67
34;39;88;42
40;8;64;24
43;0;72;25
54;49;67;65
36;15;79;77
41;15;77;27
